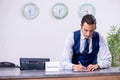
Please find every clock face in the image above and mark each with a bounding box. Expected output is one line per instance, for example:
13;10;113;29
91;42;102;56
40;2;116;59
22;3;39;19
79;3;96;18
52;3;68;19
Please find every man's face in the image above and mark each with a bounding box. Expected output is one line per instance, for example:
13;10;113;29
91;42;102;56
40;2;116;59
81;22;96;39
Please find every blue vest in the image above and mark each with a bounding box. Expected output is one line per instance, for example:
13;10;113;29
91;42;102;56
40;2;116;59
72;30;100;67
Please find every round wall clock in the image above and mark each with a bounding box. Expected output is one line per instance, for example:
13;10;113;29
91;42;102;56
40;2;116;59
22;3;39;19
52;3;68;19
79;3;96;18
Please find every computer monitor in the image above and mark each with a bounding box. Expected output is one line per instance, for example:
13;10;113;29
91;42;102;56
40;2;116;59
20;58;50;70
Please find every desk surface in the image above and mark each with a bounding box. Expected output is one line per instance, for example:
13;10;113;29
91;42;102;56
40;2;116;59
0;67;120;79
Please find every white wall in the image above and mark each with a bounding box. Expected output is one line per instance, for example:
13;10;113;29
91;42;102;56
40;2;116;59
0;0;120;65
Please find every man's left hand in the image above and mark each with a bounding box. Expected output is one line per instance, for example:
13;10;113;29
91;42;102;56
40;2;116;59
87;64;99;71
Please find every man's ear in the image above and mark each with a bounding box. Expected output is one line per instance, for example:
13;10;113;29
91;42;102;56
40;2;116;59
80;24;82;26
80;24;83;29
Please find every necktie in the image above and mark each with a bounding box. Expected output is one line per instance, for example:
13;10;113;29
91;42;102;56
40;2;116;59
83;38;89;54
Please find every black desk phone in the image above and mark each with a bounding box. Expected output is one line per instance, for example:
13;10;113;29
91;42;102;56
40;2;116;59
0;62;16;67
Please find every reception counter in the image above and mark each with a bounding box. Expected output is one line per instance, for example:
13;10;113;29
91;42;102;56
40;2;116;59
0;67;120;80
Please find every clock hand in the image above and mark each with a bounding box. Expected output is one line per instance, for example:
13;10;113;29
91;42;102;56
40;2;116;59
58;8;62;16
85;10;88;14
29;9;32;17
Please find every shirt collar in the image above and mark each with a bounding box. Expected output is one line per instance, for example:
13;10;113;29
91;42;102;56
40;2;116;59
80;31;85;40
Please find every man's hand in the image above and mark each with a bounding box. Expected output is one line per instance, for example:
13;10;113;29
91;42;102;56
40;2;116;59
72;64;87;71
87;64;99;71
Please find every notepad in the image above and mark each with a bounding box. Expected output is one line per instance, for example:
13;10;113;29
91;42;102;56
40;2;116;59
73;69;90;72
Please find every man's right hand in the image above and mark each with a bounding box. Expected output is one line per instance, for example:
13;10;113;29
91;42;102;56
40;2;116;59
72;64;87;71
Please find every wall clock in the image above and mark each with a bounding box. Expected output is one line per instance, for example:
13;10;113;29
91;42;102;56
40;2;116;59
22;3;39;19
52;3;68;19
79;3;96;18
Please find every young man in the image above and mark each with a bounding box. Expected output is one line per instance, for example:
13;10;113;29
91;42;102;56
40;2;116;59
62;14;112;71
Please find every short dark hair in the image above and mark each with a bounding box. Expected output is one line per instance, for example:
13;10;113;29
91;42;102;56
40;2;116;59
81;14;96;26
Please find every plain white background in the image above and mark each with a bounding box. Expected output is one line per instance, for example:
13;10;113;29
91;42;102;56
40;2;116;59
0;0;120;65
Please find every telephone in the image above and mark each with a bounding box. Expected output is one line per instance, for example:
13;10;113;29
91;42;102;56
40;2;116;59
0;62;16;67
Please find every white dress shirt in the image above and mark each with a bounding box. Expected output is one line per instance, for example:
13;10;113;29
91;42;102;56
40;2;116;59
62;31;112;70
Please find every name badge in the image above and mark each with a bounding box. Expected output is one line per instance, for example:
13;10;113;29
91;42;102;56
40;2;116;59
45;61;60;71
